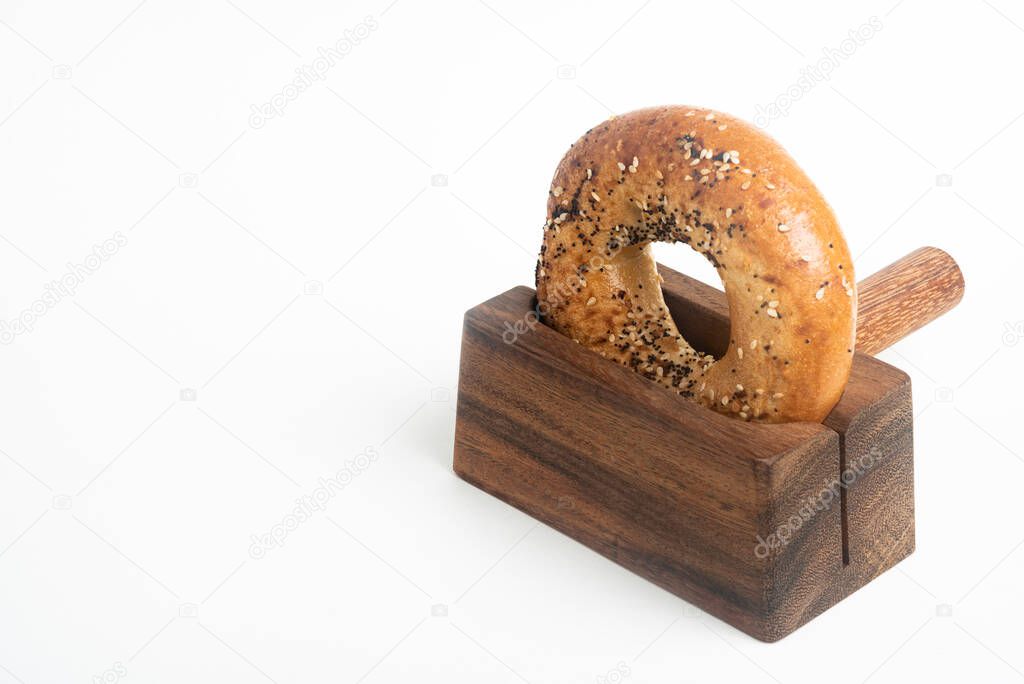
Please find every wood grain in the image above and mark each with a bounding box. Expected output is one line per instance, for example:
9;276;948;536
856;246;965;355
452;247;957;641
454;285;841;641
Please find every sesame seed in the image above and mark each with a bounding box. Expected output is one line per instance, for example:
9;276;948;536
587;168;592;179
766;308;779;318
656;366;664;377
718;124;727;131
685;110;695;117
739;411;748;419
632;156;638;167
700;168;710;175
725;208;733;217
741;181;751;190
655;169;664;179
742;168;752;174
773;392;785;398
617;162;626;171
690;159;701;167
586;297;597;306
628;165;636;173
737;347;744;359
777;223;790;232
684;175;693;181
608;335;615;343
815;287;825;300
750;339;757;349
591;191;601;202
721;396;729;406
768;300;779;308
736;384;744;392
755;388;765;395
802;254;812;262
552;186;563;197
706;112;716;120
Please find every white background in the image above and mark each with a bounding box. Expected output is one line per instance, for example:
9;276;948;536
1;0;1022;682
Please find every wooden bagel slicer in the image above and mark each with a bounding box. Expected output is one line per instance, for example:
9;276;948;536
452;246;964;642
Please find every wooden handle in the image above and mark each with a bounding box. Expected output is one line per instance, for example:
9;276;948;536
855;246;964;355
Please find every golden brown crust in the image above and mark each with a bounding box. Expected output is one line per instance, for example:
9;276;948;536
535;106;856;423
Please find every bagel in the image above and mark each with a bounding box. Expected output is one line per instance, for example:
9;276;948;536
535;106;856;423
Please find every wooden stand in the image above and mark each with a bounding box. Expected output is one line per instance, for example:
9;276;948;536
453;247;963;642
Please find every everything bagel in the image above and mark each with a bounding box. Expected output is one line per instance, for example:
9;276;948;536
535;106;856;423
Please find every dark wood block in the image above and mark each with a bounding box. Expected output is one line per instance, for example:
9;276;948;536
453;265;914;642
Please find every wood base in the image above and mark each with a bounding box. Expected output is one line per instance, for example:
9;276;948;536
452;264;914;642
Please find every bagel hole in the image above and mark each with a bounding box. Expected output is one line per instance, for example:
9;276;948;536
653;244;731;359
